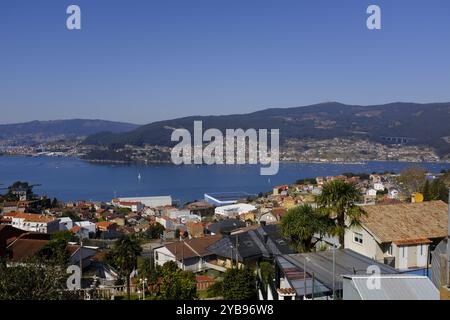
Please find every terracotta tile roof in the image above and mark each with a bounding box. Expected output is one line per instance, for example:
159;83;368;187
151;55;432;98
4;212;56;223
70;225;81;233
272;207;287;218
7;239;49;262
360;201;448;243
186;201;213;210
2;212;19;217
377;198;403;205
393;238;432;246
277;288;296;295
95;221;114;228
119;201;141;206
165;235;222;260
196;275;214;282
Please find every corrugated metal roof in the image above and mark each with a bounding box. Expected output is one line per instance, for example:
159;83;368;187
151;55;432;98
347;275;439;300
277;249;398;297
276;256;329;296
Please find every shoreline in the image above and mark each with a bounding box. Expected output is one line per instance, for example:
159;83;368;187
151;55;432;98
1;153;450;165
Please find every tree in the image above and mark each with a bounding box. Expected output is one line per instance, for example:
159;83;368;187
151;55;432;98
37;238;71;266
61;209;81;222
280;205;331;252
430;178;449;203
259;261;274;285
51;198;59;208
174;228;181;239
221;267;256;300
316;180;365;248
398;167;427;194
206;280;224;298
52;230;76;242
159;261;197;300
108;235;142;300
145;223;165;239
422;179;432;201
3;181;35;201
0;257;79;300
137;257;154;279
115;207;131;215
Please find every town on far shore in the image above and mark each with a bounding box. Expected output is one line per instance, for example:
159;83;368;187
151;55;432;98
1;166;450;300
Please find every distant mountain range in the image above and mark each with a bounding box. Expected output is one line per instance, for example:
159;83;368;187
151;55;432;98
0;119;139;144
83;102;450;157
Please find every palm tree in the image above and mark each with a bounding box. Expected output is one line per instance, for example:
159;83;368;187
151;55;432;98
316;180;365;248
110;235;142;299
280;204;332;252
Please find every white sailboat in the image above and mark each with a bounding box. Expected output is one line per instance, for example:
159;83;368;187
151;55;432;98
138;173;141;180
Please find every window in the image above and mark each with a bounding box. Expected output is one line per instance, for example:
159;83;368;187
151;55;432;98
420;244;425;256
387;244;393;256
401;247;406;258
353;232;363;245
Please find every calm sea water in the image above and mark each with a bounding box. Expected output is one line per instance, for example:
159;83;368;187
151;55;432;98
0;156;449;204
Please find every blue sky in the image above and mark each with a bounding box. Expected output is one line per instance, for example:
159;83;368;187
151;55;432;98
1;0;450;124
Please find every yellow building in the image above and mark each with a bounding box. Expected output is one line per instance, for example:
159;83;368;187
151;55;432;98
411;192;424;203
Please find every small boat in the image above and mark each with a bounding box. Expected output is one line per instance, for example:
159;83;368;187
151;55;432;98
138;173;142;180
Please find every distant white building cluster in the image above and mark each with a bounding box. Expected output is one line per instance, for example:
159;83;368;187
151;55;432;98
112;196;172;209
1;212;59;234
214;203;257;218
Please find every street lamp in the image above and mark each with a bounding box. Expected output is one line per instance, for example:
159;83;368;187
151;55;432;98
140;278;148;300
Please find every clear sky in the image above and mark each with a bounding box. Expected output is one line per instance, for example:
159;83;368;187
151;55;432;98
1;0;450;124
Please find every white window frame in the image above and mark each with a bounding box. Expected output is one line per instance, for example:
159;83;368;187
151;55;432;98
353;232;363;245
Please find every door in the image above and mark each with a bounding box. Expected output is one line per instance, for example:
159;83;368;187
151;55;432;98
399;246;408;269
416;244;427;267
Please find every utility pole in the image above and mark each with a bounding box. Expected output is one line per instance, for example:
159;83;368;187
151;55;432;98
235;235;239;269
79;229;83;291
303;257;307;300
230;245;234;269
181;238;184;271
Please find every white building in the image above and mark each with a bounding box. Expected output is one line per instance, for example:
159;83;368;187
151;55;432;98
59;217;74;231
345;201;448;270
113;196;172;208
156;217;176;230
374;183;385;191
116;201;144;212
153;235;225;272
366;188;377;196
215;203;257;218
389;189;399;199
73;221;97;238
2;212;59;234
